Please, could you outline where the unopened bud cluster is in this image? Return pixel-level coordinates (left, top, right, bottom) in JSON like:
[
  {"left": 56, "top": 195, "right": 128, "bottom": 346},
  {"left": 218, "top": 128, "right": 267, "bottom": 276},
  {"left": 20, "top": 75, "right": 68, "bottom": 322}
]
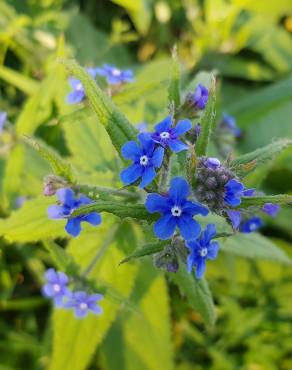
[{"left": 195, "top": 157, "right": 235, "bottom": 213}]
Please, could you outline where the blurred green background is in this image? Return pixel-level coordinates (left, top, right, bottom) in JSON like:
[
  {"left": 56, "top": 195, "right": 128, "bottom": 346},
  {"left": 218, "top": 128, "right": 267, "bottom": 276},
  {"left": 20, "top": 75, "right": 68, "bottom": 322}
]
[{"left": 0, "top": 1, "right": 292, "bottom": 370}]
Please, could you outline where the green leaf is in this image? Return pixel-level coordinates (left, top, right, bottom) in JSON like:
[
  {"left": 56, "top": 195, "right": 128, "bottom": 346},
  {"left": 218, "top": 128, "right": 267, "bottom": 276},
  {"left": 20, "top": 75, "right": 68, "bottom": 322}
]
[
  {"left": 231, "top": 139, "right": 292, "bottom": 176},
  {"left": 49, "top": 227, "right": 139, "bottom": 370},
  {"left": 119, "top": 241, "right": 167, "bottom": 264},
  {"left": 221, "top": 233, "right": 292, "bottom": 264},
  {"left": 59, "top": 59, "right": 137, "bottom": 156},
  {"left": 102, "top": 263, "right": 174, "bottom": 370},
  {"left": 0, "top": 197, "right": 65, "bottom": 242},
  {"left": 168, "top": 261, "right": 216, "bottom": 326},
  {"left": 195, "top": 75, "right": 216, "bottom": 156},
  {"left": 71, "top": 201, "right": 152, "bottom": 221},
  {"left": 240, "top": 194, "right": 292, "bottom": 208},
  {"left": 43, "top": 240, "right": 76, "bottom": 273},
  {"left": 0, "top": 65, "right": 39, "bottom": 95},
  {"left": 168, "top": 47, "right": 181, "bottom": 109},
  {"left": 77, "top": 184, "right": 140, "bottom": 201},
  {"left": 23, "top": 136, "right": 75, "bottom": 184}
]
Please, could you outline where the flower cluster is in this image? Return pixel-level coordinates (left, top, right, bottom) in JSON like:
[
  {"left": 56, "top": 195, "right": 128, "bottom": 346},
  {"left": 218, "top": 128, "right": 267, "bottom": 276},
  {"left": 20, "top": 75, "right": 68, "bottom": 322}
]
[
  {"left": 67, "top": 64, "right": 134, "bottom": 104},
  {"left": 48, "top": 188, "right": 101, "bottom": 237},
  {"left": 42, "top": 268, "right": 103, "bottom": 318}
]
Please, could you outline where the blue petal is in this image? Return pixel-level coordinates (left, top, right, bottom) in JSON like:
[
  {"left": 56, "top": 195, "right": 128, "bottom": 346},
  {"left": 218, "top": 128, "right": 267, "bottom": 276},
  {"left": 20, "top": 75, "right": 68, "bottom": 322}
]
[
  {"left": 207, "top": 241, "right": 219, "bottom": 260},
  {"left": 169, "top": 177, "right": 190, "bottom": 203},
  {"left": 173, "top": 119, "right": 192, "bottom": 136},
  {"left": 0, "top": 111, "right": 7, "bottom": 131},
  {"left": 65, "top": 218, "right": 82, "bottom": 237},
  {"left": 225, "top": 179, "right": 244, "bottom": 194},
  {"left": 195, "top": 259, "right": 206, "bottom": 279},
  {"left": 120, "top": 164, "right": 143, "bottom": 185},
  {"left": 262, "top": 203, "right": 280, "bottom": 217},
  {"left": 68, "top": 77, "right": 81, "bottom": 89},
  {"left": 154, "top": 116, "right": 172, "bottom": 133},
  {"left": 74, "top": 307, "right": 88, "bottom": 318},
  {"left": 183, "top": 201, "right": 209, "bottom": 216},
  {"left": 177, "top": 216, "right": 201, "bottom": 240},
  {"left": 66, "top": 90, "right": 84, "bottom": 104},
  {"left": 187, "top": 252, "right": 195, "bottom": 273},
  {"left": 226, "top": 210, "right": 241, "bottom": 229},
  {"left": 139, "top": 166, "right": 156, "bottom": 188},
  {"left": 42, "top": 284, "right": 54, "bottom": 298},
  {"left": 53, "top": 295, "right": 65, "bottom": 308},
  {"left": 78, "top": 195, "right": 92, "bottom": 206},
  {"left": 56, "top": 188, "right": 75, "bottom": 207},
  {"left": 44, "top": 268, "right": 58, "bottom": 282},
  {"left": 138, "top": 133, "right": 155, "bottom": 154},
  {"left": 152, "top": 147, "right": 164, "bottom": 168},
  {"left": 145, "top": 194, "right": 170, "bottom": 213},
  {"left": 154, "top": 213, "right": 177, "bottom": 240},
  {"left": 86, "top": 67, "right": 98, "bottom": 78},
  {"left": 47, "top": 205, "right": 65, "bottom": 219},
  {"left": 57, "top": 271, "right": 69, "bottom": 285},
  {"left": 242, "top": 188, "right": 255, "bottom": 196},
  {"left": 168, "top": 139, "right": 189, "bottom": 153},
  {"left": 202, "top": 224, "right": 217, "bottom": 244},
  {"left": 82, "top": 212, "right": 101, "bottom": 226},
  {"left": 224, "top": 194, "right": 241, "bottom": 207},
  {"left": 121, "top": 141, "right": 141, "bottom": 160}
]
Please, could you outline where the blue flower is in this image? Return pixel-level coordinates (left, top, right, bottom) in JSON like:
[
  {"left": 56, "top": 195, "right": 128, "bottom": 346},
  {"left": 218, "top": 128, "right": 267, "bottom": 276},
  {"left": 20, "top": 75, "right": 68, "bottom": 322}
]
[
  {"left": 65, "top": 291, "right": 103, "bottom": 319},
  {"left": 240, "top": 216, "right": 263, "bottom": 233},
  {"left": 145, "top": 177, "right": 209, "bottom": 240},
  {"left": 66, "top": 68, "right": 98, "bottom": 104},
  {"left": 0, "top": 111, "right": 7, "bottom": 133},
  {"left": 185, "top": 224, "right": 219, "bottom": 279},
  {"left": 262, "top": 203, "right": 280, "bottom": 217},
  {"left": 150, "top": 116, "right": 192, "bottom": 152},
  {"left": 224, "top": 179, "right": 245, "bottom": 207},
  {"left": 47, "top": 188, "right": 101, "bottom": 237},
  {"left": 96, "top": 64, "right": 134, "bottom": 85},
  {"left": 221, "top": 113, "right": 241, "bottom": 137},
  {"left": 42, "top": 268, "right": 70, "bottom": 307},
  {"left": 192, "top": 84, "right": 209, "bottom": 110},
  {"left": 120, "top": 133, "right": 164, "bottom": 188}
]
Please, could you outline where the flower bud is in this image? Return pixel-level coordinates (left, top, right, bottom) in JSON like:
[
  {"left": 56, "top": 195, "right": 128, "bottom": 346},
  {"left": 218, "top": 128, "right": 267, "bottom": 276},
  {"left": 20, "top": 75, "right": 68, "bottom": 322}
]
[{"left": 43, "top": 175, "right": 68, "bottom": 196}]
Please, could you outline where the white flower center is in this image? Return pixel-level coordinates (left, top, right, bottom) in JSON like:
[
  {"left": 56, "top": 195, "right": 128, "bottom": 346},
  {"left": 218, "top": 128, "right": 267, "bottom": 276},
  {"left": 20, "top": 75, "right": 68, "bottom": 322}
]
[
  {"left": 171, "top": 206, "right": 182, "bottom": 217},
  {"left": 76, "top": 83, "right": 83, "bottom": 91},
  {"left": 140, "top": 155, "right": 149, "bottom": 166},
  {"left": 160, "top": 131, "right": 170, "bottom": 139},
  {"left": 249, "top": 223, "right": 257, "bottom": 231},
  {"left": 79, "top": 302, "right": 88, "bottom": 310},
  {"left": 200, "top": 248, "right": 208, "bottom": 257},
  {"left": 112, "top": 68, "right": 121, "bottom": 76},
  {"left": 53, "top": 284, "right": 61, "bottom": 293}
]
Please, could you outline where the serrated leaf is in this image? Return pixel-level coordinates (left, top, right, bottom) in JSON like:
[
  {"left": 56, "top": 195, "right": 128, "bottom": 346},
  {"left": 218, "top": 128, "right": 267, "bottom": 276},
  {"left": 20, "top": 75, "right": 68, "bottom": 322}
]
[
  {"left": 71, "top": 201, "right": 152, "bottom": 221},
  {"left": 168, "top": 261, "right": 216, "bottom": 326},
  {"left": 195, "top": 76, "right": 216, "bottom": 156},
  {"left": 49, "top": 226, "right": 138, "bottom": 370},
  {"left": 240, "top": 194, "right": 292, "bottom": 208},
  {"left": 59, "top": 59, "right": 137, "bottom": 156},
  {"left": 0, "top": 197, "right": 65, "bottom": 242},
  {"left": 23, "top": 136, "right": 75, "bottom": 184},
  {"left": 231, "top": 139, "right": 292, "bottom": 176},
  {"left": 120, "top": 241, "right": 167, "bottom": 264},
  {"left": 221, "top": 233, "right": 292, "bottom": 264}
]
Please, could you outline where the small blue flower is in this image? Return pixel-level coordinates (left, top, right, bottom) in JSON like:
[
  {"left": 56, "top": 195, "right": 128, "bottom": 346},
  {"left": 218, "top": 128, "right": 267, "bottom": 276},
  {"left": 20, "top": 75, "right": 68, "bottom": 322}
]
[
  {"left": 192, "top": 84, "right": 209, "bottom": 110},
  {"left": 0, "top": 111, "right": 7, "bottom": 133},
  {"left": 262, "top": 203, "right": 280, "bottom": 217},
  {"left": 240, "top": 216, "right": 263, "bottom": 233},
  {"left": 150, "top": 116, "right": 192, "bottom": 152},
  {"left": 185, "top": 224, "right": 219, "bottom": 279},
  {"left": 65, "top": 291, "right": 103, "bottom": 319},
  {"left": 66, "top": 68, "right": 98, "bottom": 104},
  {"left": 221, "top": 113, "right": 241, "bottom": 137},
  {"left": 145, "top": 177, "right": 208, "bottom": 240},
  {"left": 120, "top": 133, "right": 164, "bottom": 188},
  {"left": 205, "top": 157, "right": 221, "bottom": 170},
  {"left": 96, "top": 64, "right": 134, "bottom": 85},
  {"left": 42, "top": 268, "right": 70, "bottom": 307},
  {"left": 47, "top": 188, "right": 101, "bottom": 237}
]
